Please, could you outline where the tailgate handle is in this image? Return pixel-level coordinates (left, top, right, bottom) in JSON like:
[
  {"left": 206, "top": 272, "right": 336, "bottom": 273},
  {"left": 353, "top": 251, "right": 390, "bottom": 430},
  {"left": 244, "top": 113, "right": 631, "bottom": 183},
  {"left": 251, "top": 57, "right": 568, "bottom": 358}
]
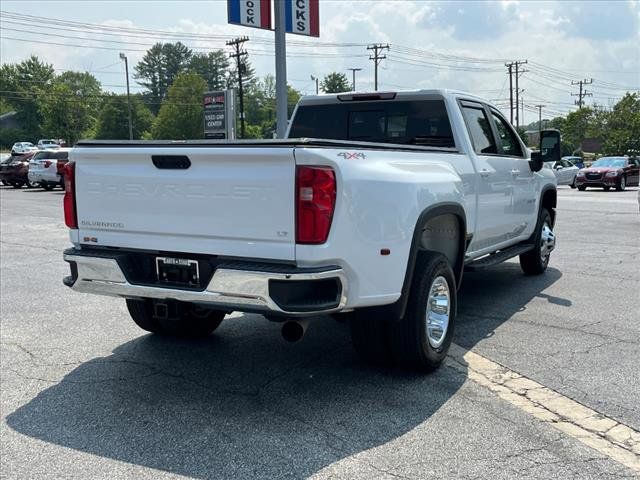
[{"left": 152, "top": 155, "right": 191, "bottom": 170}]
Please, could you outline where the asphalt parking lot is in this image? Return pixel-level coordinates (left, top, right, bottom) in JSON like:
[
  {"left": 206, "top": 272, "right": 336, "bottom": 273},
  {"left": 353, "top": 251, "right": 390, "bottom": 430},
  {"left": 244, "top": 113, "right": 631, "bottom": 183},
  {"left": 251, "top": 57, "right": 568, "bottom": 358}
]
[{"left": 1, "top": 184, "right": 639, "bottom": 479}]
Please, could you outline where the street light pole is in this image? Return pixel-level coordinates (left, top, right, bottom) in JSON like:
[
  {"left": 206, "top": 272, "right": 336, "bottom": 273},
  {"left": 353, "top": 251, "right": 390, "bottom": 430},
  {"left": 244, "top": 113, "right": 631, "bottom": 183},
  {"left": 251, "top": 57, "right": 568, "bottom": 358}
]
[
  {"left": 310, "top": 75, "right": 319, "bottom": 94},
  {"left": 347, "top": 68, "right": 362, "bottom": 91},
  {"left": 119, "top": 53, "right": 133, "bottom": 140}
]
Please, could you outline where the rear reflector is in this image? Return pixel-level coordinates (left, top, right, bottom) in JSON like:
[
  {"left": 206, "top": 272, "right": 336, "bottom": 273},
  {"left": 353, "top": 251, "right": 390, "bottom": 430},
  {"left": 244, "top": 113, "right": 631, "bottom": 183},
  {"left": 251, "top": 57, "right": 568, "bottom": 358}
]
[
  {"left": 63, "top": 162, "right": 77, "bottom": 229},
  {"left": 296, "top": 166, "right": 336, "bottom": 244}
]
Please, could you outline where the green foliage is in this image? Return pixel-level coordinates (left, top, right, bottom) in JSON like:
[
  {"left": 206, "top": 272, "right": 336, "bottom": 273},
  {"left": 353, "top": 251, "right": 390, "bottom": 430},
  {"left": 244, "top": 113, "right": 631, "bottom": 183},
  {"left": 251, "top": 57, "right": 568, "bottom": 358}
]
[
  {"left": 320, "top": 72, "right": 351, "bottom": 93},
  {"left": 1, "top": 55, "right": 55, "bottom": 138},
  {"left": 40, "top": 72, "right": 102, "bottom": 145},
  {"left": 135, "top": 42, "right": 193, "bottom": 113},
  {"left": 0, "top": 97, "right": 13, "bottom": 115},
  {"left": 600, "top": 93, "right": 640, "bottom": 156},
  {"left": 95, "top": 94, "right": 154, "bottom": 140},
  {"left": 0, "top": 128, "right": 27, "bottom": 150},
  {"left": 151, "top": 71, "right": 207, "bottom": 140},
  {"left": 188, "top": 51, "right": 230, "bottom": 91},
  {"left": 242, "top": 75, "right": 301, "bottom": 138}
]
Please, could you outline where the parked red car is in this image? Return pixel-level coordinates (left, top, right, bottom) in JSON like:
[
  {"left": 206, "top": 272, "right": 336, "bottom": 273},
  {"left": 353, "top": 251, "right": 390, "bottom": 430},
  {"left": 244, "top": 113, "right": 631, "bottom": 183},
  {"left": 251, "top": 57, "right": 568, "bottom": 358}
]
[
  {"left": 576, "top": 156, "right": 640, "bottom": 191},
  {"left": 0, "top": 152, "right": 37, "bottom": 188}
]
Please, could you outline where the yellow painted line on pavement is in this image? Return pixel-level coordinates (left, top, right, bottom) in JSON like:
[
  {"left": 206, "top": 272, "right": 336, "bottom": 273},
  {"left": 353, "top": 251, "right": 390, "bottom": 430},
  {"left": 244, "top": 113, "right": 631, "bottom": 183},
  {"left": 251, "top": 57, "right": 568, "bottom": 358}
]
[{"left": 446, "top": 343, "right": 640, "bottom": 472}]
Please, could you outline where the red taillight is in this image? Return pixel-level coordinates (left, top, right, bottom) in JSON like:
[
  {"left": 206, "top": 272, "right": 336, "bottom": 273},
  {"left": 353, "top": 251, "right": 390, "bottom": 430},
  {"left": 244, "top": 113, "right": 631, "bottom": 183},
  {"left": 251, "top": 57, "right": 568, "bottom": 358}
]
[
  {"left": 63, "top": 162, "right": 77, "bottom": 229},
  {"left": 44, "top": 160, "right": 52, "bottom": 168},
  {"left": 296, "top": 166, "right": 336, "bottom": 244},
  {"left": 56, "top": 161, "right": 66, "bottom": 175}
]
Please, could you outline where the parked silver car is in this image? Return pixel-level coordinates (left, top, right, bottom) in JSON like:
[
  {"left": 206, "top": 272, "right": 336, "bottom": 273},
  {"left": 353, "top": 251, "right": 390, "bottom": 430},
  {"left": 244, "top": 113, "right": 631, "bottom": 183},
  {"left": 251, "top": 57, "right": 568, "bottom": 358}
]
[{"left": 544, "top": 159, "right": 579, "bottom": 187}]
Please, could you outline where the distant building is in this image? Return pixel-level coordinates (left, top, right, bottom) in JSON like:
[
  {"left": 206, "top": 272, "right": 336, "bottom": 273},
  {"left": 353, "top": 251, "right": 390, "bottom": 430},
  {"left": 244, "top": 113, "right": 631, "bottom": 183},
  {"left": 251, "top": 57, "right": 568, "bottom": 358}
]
[{"left": 580, "top": 138, "right": 602, "bottom": 154}]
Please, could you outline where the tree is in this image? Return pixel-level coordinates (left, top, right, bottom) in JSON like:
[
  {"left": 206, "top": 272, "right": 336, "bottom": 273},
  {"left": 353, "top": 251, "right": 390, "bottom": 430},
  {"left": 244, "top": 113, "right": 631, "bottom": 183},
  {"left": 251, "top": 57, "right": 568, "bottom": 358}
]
[
  {"left": 600, "top": 93, "right": 640, "bottom": 155},
  {"left": 189, "top": 51, "right": 230, "bottom": 91},
  {"left": 40, "top": 72, "right": 102, "bottom": 145},
  {"left": 243, "top": 75, "right": 301, "bottom": 138},
  {"left": 95, "top": 94, "right": 154, "bottom": 140},
  {"left": 320, "top": 72, "right": 350, "bottom": 93},
  {"left": 0, "top": 56, "right": 55, "bottom": 138},
  {"left": 135, "top": 42, "right": 193, "bottom": 113},
  {"left": 151, "top": 71, "right": 207, "bottom": 139}
]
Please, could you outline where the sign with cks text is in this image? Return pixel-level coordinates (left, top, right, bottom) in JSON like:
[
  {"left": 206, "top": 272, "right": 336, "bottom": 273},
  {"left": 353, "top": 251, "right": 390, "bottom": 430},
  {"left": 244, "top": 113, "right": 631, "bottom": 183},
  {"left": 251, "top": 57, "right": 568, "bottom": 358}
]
[{"left": 285, "top": 0, "right": 319, "bottom": 37}]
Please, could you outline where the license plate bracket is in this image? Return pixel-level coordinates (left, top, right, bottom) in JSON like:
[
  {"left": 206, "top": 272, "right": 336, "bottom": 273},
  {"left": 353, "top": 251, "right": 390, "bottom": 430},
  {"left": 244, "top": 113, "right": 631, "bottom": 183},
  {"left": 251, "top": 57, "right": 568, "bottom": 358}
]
[{"left": 156, "top": 257, "right": 200, "bottom": 287}]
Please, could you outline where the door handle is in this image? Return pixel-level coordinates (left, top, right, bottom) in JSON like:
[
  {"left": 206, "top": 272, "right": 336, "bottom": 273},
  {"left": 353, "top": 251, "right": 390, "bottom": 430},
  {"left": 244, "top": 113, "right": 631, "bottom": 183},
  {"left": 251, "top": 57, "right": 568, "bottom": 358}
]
[
  {"left": 480, "top": 169, "right": 491, "bottom": 178},
  {"left": 510, "top": 169, "right": 520, "bottom": 176}
]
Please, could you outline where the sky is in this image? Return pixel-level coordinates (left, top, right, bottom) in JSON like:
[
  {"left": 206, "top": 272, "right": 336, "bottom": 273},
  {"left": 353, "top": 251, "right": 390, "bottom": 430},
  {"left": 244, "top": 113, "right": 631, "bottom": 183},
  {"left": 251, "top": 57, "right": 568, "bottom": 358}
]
[{"left": 1, "top": 0, "right": 639, "bottom": 125}]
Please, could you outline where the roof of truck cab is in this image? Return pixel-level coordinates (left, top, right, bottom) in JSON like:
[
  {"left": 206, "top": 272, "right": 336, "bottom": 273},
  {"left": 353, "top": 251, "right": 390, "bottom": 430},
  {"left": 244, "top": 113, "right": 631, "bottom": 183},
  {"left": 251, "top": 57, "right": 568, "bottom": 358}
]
[{"left": 296, "top": 89, "right": 489, "bottom": 106}]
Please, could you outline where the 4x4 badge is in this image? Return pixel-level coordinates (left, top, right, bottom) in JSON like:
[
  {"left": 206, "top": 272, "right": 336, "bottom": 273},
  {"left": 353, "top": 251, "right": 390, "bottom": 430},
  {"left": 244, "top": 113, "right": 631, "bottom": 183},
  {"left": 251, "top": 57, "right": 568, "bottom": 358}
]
[{"left": 338, "top": 152, "right": 366, "bottom": 160}]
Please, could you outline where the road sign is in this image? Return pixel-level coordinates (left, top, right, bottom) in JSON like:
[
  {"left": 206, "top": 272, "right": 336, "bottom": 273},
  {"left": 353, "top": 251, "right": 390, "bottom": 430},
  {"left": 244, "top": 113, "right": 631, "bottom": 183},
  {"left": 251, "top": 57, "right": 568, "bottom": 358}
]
[
  {"left": 203, "top": 90, "right": 236, "bottom": 139},
  {"left": 285, "top": 0, "right": 319, "bottom": 37},
  {"left": 227, "top": 0, "right": 271, "bottom": 30}
]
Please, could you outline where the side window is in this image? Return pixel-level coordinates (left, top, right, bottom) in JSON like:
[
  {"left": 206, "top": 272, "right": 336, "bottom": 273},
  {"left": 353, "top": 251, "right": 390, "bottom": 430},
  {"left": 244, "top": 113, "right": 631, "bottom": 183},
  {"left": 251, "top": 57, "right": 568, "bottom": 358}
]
[
  {"left": 490, "top": 111, "right": 523, "bottom": 157},
  {"left": 461, "top": 105, "right": 497, "bottom": 154}
]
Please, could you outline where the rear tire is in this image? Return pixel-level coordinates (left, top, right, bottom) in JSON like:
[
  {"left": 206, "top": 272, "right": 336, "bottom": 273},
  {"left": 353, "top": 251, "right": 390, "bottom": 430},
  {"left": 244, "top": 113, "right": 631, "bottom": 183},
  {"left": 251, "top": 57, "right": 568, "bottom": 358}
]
[
  {"left": 570, "top": 177, "right": 577, "bottom": 188},
  {"left": 389, "top": 252, "right": 456, "bottom": 372},
  {"left": 603, "top": 186, "right": 611, "bottom": 191},
  {"left": 578, "top": 185, "right": 586, "bottom": 191},
  {"left": 520, "top": 208, "right": 554, "bottom": 275},
  {"left": 10, "top": 182, "right": 23, "bottom": 189},
  {"left": 1, "top": 180, "right": 8, "bottom": 186},
  {"left": 126, "top": 299, "right": 226, "bottom": 338},
  {"left": 42, "top": 183, "right": 55, "bottom": 191}
]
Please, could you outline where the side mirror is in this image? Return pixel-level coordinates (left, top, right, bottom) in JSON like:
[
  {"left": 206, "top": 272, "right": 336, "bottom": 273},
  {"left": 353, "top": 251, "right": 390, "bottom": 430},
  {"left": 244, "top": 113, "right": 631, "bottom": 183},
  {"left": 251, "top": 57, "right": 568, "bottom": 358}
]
[{"left": 540, "top": 130, "right": 561, "bottom": 163}]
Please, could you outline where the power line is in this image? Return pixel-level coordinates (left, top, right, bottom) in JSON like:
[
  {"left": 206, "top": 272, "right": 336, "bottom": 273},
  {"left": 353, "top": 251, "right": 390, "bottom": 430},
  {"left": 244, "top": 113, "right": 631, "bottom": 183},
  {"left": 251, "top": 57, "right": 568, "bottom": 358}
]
[{"left": 367, "top": 43, "right": 389, "bottom": 91}]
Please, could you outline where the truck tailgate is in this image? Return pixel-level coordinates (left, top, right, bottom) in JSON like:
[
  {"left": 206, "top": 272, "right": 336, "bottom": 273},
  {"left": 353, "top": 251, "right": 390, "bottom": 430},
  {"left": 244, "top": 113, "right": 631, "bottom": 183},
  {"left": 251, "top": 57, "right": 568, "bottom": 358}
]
[{"left": 73, "top": 146, "right": 296, "bottom": 260}]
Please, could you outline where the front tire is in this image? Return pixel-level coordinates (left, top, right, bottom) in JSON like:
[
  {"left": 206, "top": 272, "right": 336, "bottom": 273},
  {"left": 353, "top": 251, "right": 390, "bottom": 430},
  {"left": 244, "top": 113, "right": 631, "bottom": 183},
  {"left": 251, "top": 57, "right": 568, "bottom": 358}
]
[
  {"left": 578, "top": 185, "right": 586, "bottom": 191},
  {"left": 126, "top": 299, "right": 226, "bottom": 338},
  {"left": 390, "top": 252, "right": 456, "bottom": 372},
  {"left": 520, "top": 208, "right": 555, "bottom": 275},
  {"left": 616, "top": 176, "right": 626, "bottom": 192},
  {"left": 42, "top": 183, "right": 55, "bottom": 191},
  {"left": 603, "top": 186, "right": 611, "bottom": 191},
  {"left": 10, "top": 182, "right": 23, "bottom": 189},
  {"left": 570, "top": 177, "right": 577, "bottom": 188}
]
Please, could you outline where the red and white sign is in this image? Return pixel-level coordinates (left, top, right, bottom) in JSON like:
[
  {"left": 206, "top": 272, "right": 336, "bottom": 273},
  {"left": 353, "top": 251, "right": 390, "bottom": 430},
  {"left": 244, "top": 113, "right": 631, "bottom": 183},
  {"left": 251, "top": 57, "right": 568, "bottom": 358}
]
[
  {"left": 227, "top": 0, "right": 271, "bottom": 30},
  {"left": 285, "top": 0, "right": 319, "bottom": 37}
]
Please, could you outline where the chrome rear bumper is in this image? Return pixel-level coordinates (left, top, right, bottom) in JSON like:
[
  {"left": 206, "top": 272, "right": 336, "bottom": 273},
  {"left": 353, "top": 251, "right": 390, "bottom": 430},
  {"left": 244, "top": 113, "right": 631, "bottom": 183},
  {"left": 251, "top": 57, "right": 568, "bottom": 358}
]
[{"left": 63, "top": 251, "right": 347, "bottom": 316}]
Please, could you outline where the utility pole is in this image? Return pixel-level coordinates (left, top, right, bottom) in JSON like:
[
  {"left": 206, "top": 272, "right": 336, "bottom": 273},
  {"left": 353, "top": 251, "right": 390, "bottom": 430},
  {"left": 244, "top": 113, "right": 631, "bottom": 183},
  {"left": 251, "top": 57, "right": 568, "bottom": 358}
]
[
  {"left": 535, "top": 104, "right": 545, "bottom": 136},
  {"left": 226, "top": 36, "right": 249, "bottom": 139},
  {"left": 310, "top": 75, "right": 319, "bottom": 94},
  {"left": 572, "top": 78, "right": 593, "bottom": 108},
  {"left": 119, "top": 53, "right": 133, "bottom": 140},
  {"left": 274, "top": 0, "right": 288, "bottom": 138},
  {"left": 514, "top": 60, "right": 527, "bottom": 127},
  {"left": 506, "top": 62, "right": 514, "bottom": 124},
  {"left": 367, "top": 44, "right": 389, "bottom": 91},
  {"left": 347, "top": 67, "right": 362, "bottom": 91}
]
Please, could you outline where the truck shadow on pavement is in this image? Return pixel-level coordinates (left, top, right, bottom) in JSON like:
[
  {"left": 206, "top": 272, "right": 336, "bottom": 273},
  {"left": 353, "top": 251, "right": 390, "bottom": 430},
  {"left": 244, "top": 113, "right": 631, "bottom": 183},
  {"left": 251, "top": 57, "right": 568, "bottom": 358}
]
[{"left": 7, "top": 264, "right": 565, "bottom": 479}]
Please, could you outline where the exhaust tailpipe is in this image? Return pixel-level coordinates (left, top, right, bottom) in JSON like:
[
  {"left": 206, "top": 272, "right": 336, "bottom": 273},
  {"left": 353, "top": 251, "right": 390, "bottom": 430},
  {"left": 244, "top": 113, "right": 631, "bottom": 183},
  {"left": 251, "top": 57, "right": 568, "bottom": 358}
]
[{"left": 281, "top": 319, "right": 309, "bottom": 343}]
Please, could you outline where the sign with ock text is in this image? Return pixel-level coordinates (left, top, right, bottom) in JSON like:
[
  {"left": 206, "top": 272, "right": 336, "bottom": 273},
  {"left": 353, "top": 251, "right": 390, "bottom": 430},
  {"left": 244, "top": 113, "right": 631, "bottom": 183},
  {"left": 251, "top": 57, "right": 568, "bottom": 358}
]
[{"left": 228, "top": 0, "right": 272, "bottom": 30}]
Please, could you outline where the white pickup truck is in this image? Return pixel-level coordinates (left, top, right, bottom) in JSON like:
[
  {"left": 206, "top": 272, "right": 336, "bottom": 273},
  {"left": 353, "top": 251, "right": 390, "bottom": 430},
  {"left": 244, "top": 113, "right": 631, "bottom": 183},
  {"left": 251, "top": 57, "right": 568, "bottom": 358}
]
[{"left": 62, "top": 90, "right": 560, "bottom": 372}]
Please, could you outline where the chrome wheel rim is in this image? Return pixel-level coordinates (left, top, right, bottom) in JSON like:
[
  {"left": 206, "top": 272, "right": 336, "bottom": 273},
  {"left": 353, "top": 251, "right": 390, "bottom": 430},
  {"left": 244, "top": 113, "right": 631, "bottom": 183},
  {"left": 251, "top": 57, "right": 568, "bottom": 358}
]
[
  {"left": 540, "top": 221, "right": 555, "bottom": 264},
  {"left": 425, "top": 276, "right": 450, "bottom": 349},
  {"left": 620, "top": 177, "right": 626, "bottom": 189}
]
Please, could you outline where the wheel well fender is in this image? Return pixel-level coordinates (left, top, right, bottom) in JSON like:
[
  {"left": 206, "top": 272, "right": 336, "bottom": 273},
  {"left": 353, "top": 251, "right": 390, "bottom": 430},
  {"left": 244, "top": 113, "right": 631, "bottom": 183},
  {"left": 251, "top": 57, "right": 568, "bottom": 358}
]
[
  {"left": 540, "top": 186, "right": 557, "bottom": 226},
  {"left": 394, "top": 203, "right": 467, "bottom": 320}
]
